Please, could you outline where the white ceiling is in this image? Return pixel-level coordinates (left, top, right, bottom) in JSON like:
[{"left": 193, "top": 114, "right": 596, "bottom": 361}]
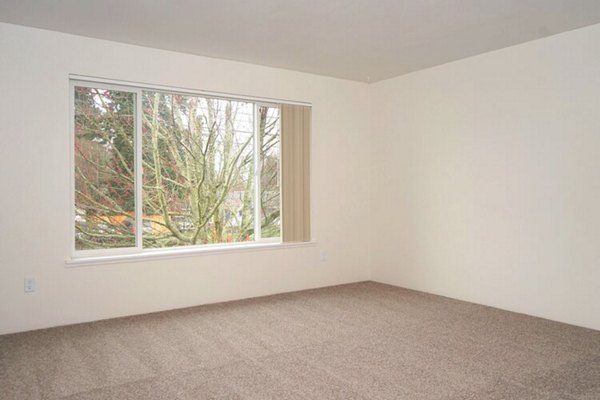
[{"left": 2, "top": 0, "right": 600, "bottom": 82}]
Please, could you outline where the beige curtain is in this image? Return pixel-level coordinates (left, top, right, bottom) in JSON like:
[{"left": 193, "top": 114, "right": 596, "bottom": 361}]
[{"left": 281, "top": 104, "right": 311, "bottom": 242}]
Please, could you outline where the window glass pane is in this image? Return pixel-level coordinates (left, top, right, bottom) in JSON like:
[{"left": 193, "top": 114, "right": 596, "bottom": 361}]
[
  {"left": 142, "top": 92, "right": 255, "bottom": 248},
  {"left": 258, "top": 106, "right": 281, "bottom": 238},
  {"left": 74, "top": 87, "right": 136, "bottom": 250}
]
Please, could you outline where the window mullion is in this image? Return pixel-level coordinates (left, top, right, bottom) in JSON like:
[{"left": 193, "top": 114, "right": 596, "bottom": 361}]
[
  {"left": 253, "top": 104, "right": 262, "bottom": 241},
  {"left": 135, "top": 89, "right": 143, "bottom": 249}
]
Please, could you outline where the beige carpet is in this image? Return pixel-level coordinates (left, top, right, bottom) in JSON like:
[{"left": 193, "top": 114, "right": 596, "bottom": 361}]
[{"left": 1, "top": 281, "right": 599, "bottom": 399}]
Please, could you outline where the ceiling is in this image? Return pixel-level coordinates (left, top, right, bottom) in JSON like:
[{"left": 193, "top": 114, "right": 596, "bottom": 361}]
[{"left": 2, "top": 0, "right": 600, "bottom": 82}]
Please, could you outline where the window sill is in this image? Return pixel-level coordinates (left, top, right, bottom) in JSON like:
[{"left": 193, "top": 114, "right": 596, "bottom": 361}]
[{"left": 66, "top": 241, "right": 316, "bottom": 267}]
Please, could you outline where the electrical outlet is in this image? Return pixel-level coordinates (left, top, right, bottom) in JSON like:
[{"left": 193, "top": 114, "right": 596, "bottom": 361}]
[{"left": 24, "top": 277, "right": 36, "bottom": 293}]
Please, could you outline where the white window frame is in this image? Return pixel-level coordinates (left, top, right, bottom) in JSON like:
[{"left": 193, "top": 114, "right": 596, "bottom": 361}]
[{"left": 69, "top": 77, "right": 289, "bottom": 262}]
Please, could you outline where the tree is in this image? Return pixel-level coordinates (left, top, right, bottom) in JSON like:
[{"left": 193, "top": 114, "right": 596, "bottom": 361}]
[
  {"left": 74, "top": 87, "right": 281, "bottom": 250},
  {"left": 74, "top": 87, "right": 135, "bottom": 249}
]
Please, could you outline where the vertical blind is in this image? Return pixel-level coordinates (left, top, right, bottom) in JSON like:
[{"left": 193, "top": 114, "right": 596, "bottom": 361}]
[{"left": 281, "top": 104, "right": 311, "bottom": 242}]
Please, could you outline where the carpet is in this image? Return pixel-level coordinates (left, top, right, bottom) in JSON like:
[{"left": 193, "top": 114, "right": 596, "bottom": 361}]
[{"left": 1, "top": 281, "right": 598, "bottom": 399}]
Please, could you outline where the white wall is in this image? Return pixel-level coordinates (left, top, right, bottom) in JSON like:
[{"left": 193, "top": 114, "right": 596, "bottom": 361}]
[
  {"left": 0, "top": 23, "right": 372, "bottom": 334},
  {"left": 3, "top": 21, "right": 600, "bottom": 335},
  {"left": 370, "top": 23, "right": 600, "bottom": 330}
]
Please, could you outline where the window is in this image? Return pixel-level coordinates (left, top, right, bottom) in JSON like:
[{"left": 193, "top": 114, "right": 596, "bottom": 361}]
[{"left": 73, "top": 80, "right": 283, "bottom": 257}]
